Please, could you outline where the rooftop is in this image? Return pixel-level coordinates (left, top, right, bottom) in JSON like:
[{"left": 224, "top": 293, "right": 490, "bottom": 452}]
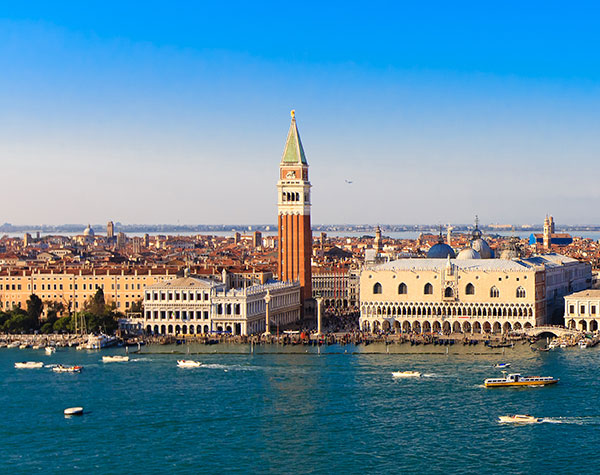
[
  {"left": 373, "top": 258, "right": 534, "bottom": 272},
  {"left": 565, "top": 289, "right": 600, "bottom": 299}
]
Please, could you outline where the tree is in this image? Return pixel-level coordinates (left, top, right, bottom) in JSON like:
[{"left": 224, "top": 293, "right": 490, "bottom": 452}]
[
  {"left": 3, "top": 309, "right": 37, "bottom": 333},
  {"left": 130, "top": 298, "right": 143, "bottom": 314},
  {"left": 85, "top": 288, "right": 107, "bottom": 316},
  {"left": 26, "top": 294, "right": 43, "bottom": 325},
  {"left": 53, "top": 315, "right": 73, "bottom": 333}
]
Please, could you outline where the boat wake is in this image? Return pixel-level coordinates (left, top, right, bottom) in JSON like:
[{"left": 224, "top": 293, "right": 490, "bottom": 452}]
[
  {"left": 201, "top": 363, "right": 257, "bottom": 371},
  {"left": 540, "top": 417, "right": 600, "bottom": 425}
]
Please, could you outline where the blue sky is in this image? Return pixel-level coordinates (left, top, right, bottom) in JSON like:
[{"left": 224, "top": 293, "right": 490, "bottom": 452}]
[{"left": 1, "top": 1, "right": 600, "bottom": 225}]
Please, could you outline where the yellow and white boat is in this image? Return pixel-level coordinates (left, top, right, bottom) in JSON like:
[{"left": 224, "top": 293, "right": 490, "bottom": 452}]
[
  {"left": 484, "top": 373, "right": 558, "bottom": 388},
  {"left": 392, "top": 371, "right": 421, "bottom": 378},
  {"left": 498, "top": 414, "right": 542, "bottom": 424}
]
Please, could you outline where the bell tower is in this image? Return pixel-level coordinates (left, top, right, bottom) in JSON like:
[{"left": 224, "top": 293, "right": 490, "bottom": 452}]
[{"left": 277, "top": 110, "right": 312, "bottom": 302}]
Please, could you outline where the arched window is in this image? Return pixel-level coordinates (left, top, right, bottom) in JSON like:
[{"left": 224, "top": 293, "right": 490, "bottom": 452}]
[
  {"left": 516, "top": 286, "right": 526, "bottom": 298},
  {"left": 490, "top": 286, "right": 500, "bottom": 298},
  {"left": 465, "top": 283, "right": 475, "bottom": 295},
  {"left": 398, "top": 283, "right": 407, "bottom": 295},
  {"left": 444, "top": 287, "right": 454, "bottom": 298},
  {"left": 424, "top": 283, "right": 433, "bottom": 295},
  {"left": 373, "top": 282, "right": 382, "bottom": 294}
]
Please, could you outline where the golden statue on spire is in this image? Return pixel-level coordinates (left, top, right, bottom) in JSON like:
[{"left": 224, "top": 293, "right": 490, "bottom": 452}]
[{"left": 291, "top": 109, "right": 295, "bottom": 119}]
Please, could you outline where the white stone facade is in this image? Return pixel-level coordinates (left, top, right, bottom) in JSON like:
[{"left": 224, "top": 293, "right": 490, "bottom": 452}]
[{"left": 138, "top": 276, "right": 301, "bottom": 336}]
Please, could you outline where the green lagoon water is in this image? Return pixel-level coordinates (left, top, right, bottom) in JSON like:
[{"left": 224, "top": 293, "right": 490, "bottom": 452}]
[{"left": 1, "top": 343, "right": 599, "bottom": 474}]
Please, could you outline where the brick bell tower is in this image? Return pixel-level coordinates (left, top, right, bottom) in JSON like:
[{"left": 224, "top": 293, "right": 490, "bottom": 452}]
[{"left": 277, "top": 110, "right": 313, "bottom": 303}]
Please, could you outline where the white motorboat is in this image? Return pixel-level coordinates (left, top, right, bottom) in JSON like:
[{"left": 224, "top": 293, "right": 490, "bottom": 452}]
[
  {"left": 102, "top": 355, "right": 129, "bottom": 363},
  {"left": 64, "top": 407, "right": 84, "bottom": 416},
  {"left": 19, "top": 344, "right": 29, "bottom": 349},
  {"left": 32, "top": 345, "right": 41, "bottom": 350},
  {"left": 494, "top": 363, "right": 511, "bottom": 369},
  {"left": 578, "top": 340, "right": 588, "bottom": 349},
  {"left": 177, "top": 360, "right": 202, "bottom": 368},
  {"left": 498, "top": 414, "right": 542, "bottom": 424},
  {"left": 53, "top": 365, "right": 83, "bottom": 373},
  {"left": 45, "top": 347, "right": 56, "bottom": 355},
  {"left": 392, "top": 371, "right": 421, "bottom": 378},
  {"left": 14, "top": 361, "right": 44, "bottom": 369}
]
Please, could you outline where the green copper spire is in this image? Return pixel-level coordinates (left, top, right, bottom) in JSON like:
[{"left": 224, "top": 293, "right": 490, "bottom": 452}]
[{"left": 281, "top": 110, "right": 308, "bottom": 165}]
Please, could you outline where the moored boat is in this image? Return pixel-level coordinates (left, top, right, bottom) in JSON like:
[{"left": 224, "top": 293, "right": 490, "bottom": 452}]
[
  {"left": 45, "top": 346, "right": 56, "bottom": 355},
  {"left": 177, "top": 360, "right": 202, "bottom": 368},
  {"left": 52, "top": 365, "right": 83, "bottom": 373},
  {"left": 498, "top": 414, "right": 542, "bottom": 424},
  {"left": 484, "top": 373, "right": 558, "bottom": 388},
  {"left": 392, "top": 371, "right": 421, "bottom": 378},
  {"left": 102, "top": 355, "right": 129, "bottom": 363},
  {"left": 15, "top": 361, "right": 44, "bottom": 369}
]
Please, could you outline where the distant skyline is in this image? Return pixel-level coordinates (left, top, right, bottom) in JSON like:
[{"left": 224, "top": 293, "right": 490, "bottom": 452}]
[{"left": 2, "top": 2, "right": 600, "bottom": 225}]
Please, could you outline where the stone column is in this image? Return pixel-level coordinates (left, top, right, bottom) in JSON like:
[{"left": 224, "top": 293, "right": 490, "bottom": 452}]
[
  {"left": 316, "top": 296, "right": 323, "bottom": 336},
  {"left": 264, "top": 291, "right": 271, "bottom": 335}
]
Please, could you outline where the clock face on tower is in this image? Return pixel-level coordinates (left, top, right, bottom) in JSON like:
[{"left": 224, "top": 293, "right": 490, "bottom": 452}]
[{"left": 286, "top": 171, "right": 296, "bottom": 179}]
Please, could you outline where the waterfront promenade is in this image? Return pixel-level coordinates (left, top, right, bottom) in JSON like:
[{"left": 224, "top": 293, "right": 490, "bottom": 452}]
[{"left": 3, "top": 327, "right": 597, "bottom": 350}]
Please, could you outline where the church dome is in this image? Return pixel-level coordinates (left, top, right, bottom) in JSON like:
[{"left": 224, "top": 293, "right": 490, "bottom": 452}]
[
  {"left": 456, "top": 247, "right": 481, "bottom": 260},
  {"left": 427, "top": 242, "right": 455, "bottom": 259},
  {"left": 83, "top": 224, "right": 95, "bottom": 237},
  {"left": 471, "top": 238, "right": 493, "bottom": 259}
]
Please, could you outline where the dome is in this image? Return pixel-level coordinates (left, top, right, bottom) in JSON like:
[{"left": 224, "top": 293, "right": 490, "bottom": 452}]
[
  {"left": 456, "top": 247, "right": 481, "bottom": 260},
  {"left": 427, "top": 242, "right": 455, "bottom": 259},
  {"left": 83, "top": 224, "right": 95, "bottom": 237},
  {"left": 471, "top": 238, "right": 493, "bottom": 259}
]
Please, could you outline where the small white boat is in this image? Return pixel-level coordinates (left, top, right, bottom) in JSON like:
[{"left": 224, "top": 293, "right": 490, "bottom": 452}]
[
  {"left": 53, "top": 365, "right": 83, "bottom": 373},
  {"left": 177, "top": 360, "right": 202, "bottom": 368},
  {"left": 15, "top": 361, "right": 44, "bottom": 369},
  {"left": 392, "top": 371, "right": 421, "bottom": 378},
  {"left": 7, "top": 342, "right": 20, "bottom": 348},
  {"left": 45, "top": 347, "right": 56, "bottom": 355},
  {"left": 19, "top": 344, "right": 29, "bottom": 349},
  {"left": 578, "top": 340, "right": 588, "bottom": 349},
  {"left": 495, "top": 363, "right": 511, "bottom": 369},
  {"left": 32, "top": 345, "right": 41, "bottom": 350},
  {"left": 102, "top": 355, "right": 129, "bottom": 363},
  {"left": 498, "top": 414, "right": 542, "bottom": 424},
  {"left": 64, "top": 407, "right": 84, "bottom": 416}
]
